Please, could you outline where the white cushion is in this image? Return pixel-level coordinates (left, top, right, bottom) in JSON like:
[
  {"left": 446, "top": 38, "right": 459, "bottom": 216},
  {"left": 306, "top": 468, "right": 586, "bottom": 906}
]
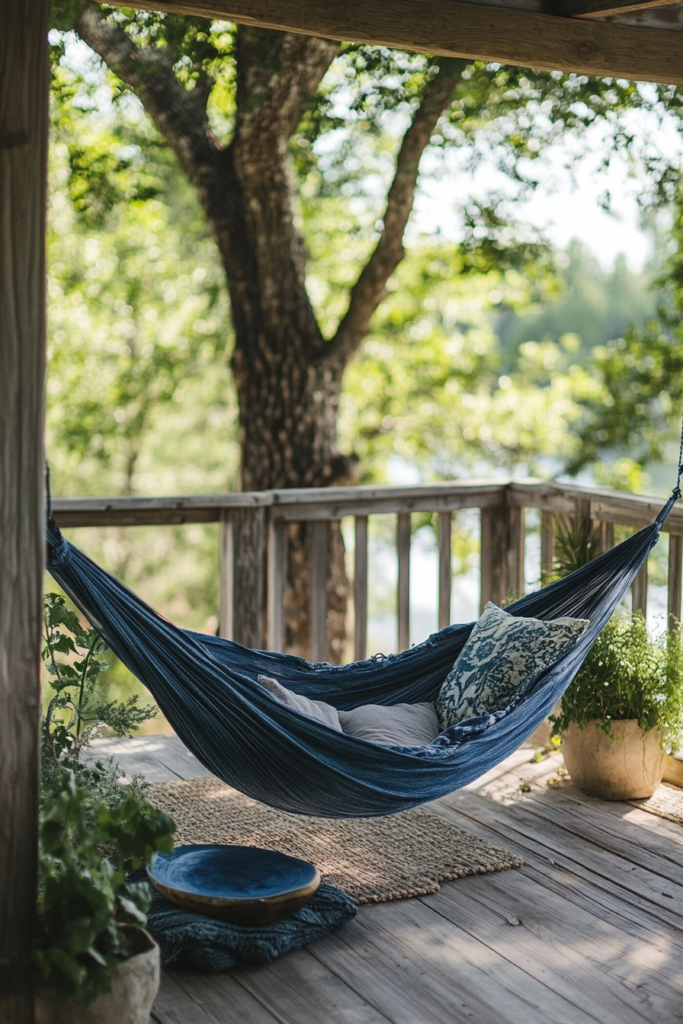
[
  {"left": 338, "top": 702, "right": 440, "bottom": 747},
  {"left": 257, "top": 675, "right": 342, "bottom": 731}
]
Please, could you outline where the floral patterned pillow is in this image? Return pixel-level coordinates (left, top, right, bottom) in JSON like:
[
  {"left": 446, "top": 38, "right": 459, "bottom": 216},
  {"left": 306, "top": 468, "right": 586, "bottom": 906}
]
[{"left": 436, "top": 602, "right": 589, "bottom": 731}]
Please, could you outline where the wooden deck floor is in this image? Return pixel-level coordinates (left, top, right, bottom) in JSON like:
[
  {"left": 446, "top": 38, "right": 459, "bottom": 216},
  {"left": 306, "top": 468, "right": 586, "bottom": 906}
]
[{"left": 93, "top": 735, "right": 683, "bottom": 1024}]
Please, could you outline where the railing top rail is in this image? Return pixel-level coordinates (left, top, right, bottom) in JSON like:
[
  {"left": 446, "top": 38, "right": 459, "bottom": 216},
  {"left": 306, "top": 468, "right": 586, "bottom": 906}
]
[{"left": 51, "top": 478, "right": 683, "bottom": 532}]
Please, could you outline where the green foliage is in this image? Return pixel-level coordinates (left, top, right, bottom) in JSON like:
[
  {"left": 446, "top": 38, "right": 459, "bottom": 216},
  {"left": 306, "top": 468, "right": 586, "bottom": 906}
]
[
  {"left": 550, "top": 613, "right": 683, "bottom": 751},
  {"left": 36, "top": 771, "right": 174, "bottom": 1006},
  {"left": 47, "top": 59, "right": 235, "bottom": 498},
  {"left": 38, "top": 594, "right": 174, "bottom": 1005},
  {"left": 552, "top": 516, "right": 603, "bottom": 580},
  {"left": 338, "top": 243, "right": 604, "bottom": 482},
  {"left": 42, "top": 593, "right": 157, "bottom": 760}
]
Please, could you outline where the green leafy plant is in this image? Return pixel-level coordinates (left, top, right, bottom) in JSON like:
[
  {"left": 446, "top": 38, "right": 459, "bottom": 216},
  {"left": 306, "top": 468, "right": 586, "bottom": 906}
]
[
  {"left": 42, "top": 593, "right": 157, "bottom": 764},
  {"left": 552, "top": 514, "right": 603, "bottom": 580},
  {"left": 36, "top": 771, "right": 174, "bottom": 1006},
  {"left": 37, "top": 595, "right": 175, "bottom": 1005},
  {"left": 550, "top": 612, "right": 683, "bottom": 753}
]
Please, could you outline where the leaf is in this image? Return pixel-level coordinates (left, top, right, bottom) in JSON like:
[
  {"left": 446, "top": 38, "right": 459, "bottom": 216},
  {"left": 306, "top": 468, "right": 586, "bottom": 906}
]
[{"left": 118, "top": 896, "right": 147, "bottom": 924}]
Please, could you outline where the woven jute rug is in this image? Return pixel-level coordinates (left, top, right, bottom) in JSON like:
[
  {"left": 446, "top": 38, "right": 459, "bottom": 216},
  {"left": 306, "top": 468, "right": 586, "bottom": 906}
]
[
  {"left": 149, "top": 776, "right": 521, "bottom": 904},
  {"left": 631, "top": 782, "right": 683, "bottom": 825}
]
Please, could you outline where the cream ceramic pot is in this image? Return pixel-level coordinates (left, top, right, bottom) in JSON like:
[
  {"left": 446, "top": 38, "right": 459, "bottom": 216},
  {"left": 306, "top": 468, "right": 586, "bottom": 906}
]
[
  {"left": 35, "top": 929, "right": 159, "bottom": 1024},
  {"left": 561, "top": 719, "right": 664, "bottom": 800}
]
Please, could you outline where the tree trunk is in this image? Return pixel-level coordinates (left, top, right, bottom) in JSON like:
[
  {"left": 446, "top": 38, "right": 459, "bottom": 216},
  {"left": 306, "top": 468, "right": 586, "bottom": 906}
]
[
  {"left": 68, "top": 14, "right": 464, "bottom": 658},
  {"left": 0, "top": 2, "right": 50, "bottom": 1021}
]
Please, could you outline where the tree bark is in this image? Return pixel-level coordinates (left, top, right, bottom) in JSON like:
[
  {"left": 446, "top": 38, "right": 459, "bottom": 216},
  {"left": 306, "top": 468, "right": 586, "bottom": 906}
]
[
  {"left": 0, "top": 2, "right": 49, "bottom": 1021},
  {"left": 72, "top": 12, "right": 463, "bottom": 657}
]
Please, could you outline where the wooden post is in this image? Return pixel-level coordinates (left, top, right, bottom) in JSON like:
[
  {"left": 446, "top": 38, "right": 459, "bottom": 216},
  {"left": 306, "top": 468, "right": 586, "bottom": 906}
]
[
  {"left": 218, "top": 510, "right": 234, "bottom": 640},
  {"left": 0, "top": 3, "right": 49, "bottom": 1021},
  {"left": 354, "top": 516, "right": 368, "bottom": 661},
  {"left": 310, "top": 520, "right": 329, "bottom": 661},
  {"left": 540, "top": 510, "right": 555, "bottom": 584},
  {"left": 480, "top": 492, "right": 524, "bottom": 610},
  {"left": 267, "top": 516, "right": 286, "bottom": 652},
  {"left": 599, "top": 520, "right": 615, "bottom": 554},
  {"left": 669, "top": 534, "right": 683, "bottom": 633},
  {"left": 397, "top": 513, "right": 411, "bottom": 650},
  {"left": 232, "top": 507, "right": 266, "bottom": 648},
  {"left": 480, "top": 503, "right": 508, "bottom": 611},
  {"left": 632, "top": 557, "right": 648, "bottom": 619},
  {"left": 507, "top": 504, "right": 525, "bottom": 600},
  {"left": 437, "top": 511, "right": 452, "bottom": 630}
]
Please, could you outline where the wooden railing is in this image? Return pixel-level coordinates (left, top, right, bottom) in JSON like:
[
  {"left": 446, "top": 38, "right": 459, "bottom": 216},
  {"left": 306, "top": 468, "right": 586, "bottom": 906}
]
[{"left": 53, "top": 478, "right": 683, "bottom": 657}]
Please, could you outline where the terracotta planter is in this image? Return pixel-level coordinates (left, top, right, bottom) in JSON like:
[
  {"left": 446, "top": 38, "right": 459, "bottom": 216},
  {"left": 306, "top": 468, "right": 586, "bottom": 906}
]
[
  {"left": 35, "top": 929, "right": 160, "bottom": 1024},
  {"left": 561, "top": 719, "right": 664, "bottom": 800}
]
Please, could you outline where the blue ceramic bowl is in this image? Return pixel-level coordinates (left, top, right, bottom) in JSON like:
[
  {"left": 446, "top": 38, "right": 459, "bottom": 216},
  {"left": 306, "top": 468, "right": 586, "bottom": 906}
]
[{"left": 148, "top": 844, "right": 321, "bottom": 926}]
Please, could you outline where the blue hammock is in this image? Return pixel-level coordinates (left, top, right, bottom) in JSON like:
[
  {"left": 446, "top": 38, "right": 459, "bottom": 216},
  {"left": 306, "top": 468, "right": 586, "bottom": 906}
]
[{"left": 46, "top": 487, "right": 679, "bottom": 820}]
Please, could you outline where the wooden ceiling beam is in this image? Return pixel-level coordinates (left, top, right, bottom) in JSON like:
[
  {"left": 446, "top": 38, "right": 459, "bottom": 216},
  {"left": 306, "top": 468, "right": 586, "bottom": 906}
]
[
  {"left": 564, "top": 0, "right": 681, "bottom": 20},
  {"left": 105, "top": 0, "right": 683, "bottom": 84}
]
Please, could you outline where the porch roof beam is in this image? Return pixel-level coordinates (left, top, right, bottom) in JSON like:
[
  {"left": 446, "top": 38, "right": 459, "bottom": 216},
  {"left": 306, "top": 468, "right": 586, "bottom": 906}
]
[
  {"left": 565, "top": 0, "right": 682, "bottom": 20},
  {"left": 106, "top": 0, "right": 683, "bottom": 85}
]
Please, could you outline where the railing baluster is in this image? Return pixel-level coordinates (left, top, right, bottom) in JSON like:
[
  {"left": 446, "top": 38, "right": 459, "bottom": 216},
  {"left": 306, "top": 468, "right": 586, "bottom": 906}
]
[
  {"left": 354, "top": 516, "right": 368, "bottom": 661},
  {"left": 669, "top": 533, "right": 683, "bottom": 632},
  {"left": 267, "top": 516, "right": 286, "bottom": 652},
  {"left": 438, "top": 511, "right": 452, "bottom": 630},
  {"left": 540, "top": 510, "right": 555, "bottom": 584},
  {"left": 632, "top": 556, "right": 648, "bottom": 619},
  {"left": 310, "top": 520, "right": 329, "bottom": 661},
  {"left": 397, "top": 513, "right": 411, "bottom": 651},
  {"left": 232, "top": 506, "right": 266, "bottom": 648},
  {"left": 508, "top": 505, "right": 525, "bottom": 599},
  {"left": 219, "top": 510, "right": 233, "bottom": 640},
  {"left": 480, "top": 505, "right": 507, "bottom": 611},
  {"left": 599, "top": 520, "right": 615, "bottom": 553}
]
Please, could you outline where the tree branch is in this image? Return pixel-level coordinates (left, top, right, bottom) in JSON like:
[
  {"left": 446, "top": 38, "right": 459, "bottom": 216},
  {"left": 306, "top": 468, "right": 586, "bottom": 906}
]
[
  {"left": 230, "top": 29, "right": 339, "bottom": 357},
  {"left": 331, "top": 58, "right": 467, "bottom": 364},
  {"left": 74, "top": 7, "right": 218, "bottom": 196}
]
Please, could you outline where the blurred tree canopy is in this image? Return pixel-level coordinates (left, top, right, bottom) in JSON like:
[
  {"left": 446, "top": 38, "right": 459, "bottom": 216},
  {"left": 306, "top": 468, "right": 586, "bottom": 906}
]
[{"left": 46, "top": 5, "right": 683, "bottom": 659}]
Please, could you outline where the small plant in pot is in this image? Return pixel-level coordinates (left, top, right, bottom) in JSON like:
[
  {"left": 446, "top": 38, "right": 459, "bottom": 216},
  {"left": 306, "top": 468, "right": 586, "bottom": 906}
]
[
  {"left": 550, "top": 612, "right": 683, "bottom": 800},
  {"left": 36, "top": 594, "right": 175, "bottom": 1023}
]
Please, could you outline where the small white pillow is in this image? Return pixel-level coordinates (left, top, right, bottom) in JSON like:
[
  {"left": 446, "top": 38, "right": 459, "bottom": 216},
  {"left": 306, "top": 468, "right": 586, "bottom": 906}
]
[
  {"left": 257, "top": 674, "right": 342, "bottom": 732},
  {"left": 338, "top": 702, "right": 440, "bottom": 747}
]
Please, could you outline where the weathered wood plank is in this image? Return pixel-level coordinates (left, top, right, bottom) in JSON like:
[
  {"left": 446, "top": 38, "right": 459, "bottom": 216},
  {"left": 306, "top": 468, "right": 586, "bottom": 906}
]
[
  {"left": 312, "top": 898, "right": 588, "bottom": 1024},
  {"left": 427, "top": 880, "right": 680, "bottom": 1023},
  {"left": 51, "top": 479, "right": 683, "bottom": 532},
  {"left": 480, "top": 503, "right": 508, "bottom": 610},
  {"left": 105, "top": 0, "right": 683, "bottom": 86},
  {"left": 444, "top": 790, "right": 683, "bottom": 928},
  {"left": 540, "top": 510, "right": 555, "bottom": 584},
  {"left": 232, "top": 947, "right": 394, "bottom": 1024},
  {"left": 218, "top": 511, "right": 233, "bottom": 640},
  {"left": 508, "top": 503, "right": 525, "bottom": 599},
  {"left": 267, "top": 516, "right": 286, "bottom": 652},
  {"left": 0, "top": 2, "right": 49, "bottom": 1021},
  {"left": 632, "top": 557, "right": 648, "bottom": 618},
  {"left": 438, "top": 792, "right": 683, "bottom": 935},
  {"left": 159, "top": 971, "right": 283, "bottom": 1024},
  {"left": 567, "top": 0, "right": 680, "bottom": 19},
  {"left": 310, "top": 519, "right": 329, "bottom": 662},
  {"left": 232, "top": 506, "right": 266, "bottom": 648},
  {"left": 437, "top": 511, "right": 452, "bottom": 630},
  {"left": 354, "top": 515, "right": 368, "bottom": 661},
  {"left": 88, "top": 735, "right": 211, "bottom": 782},
  {"left": 668, "top": 533, "right": 683, "bottom": 630},
  {"left": 152, "top": 972, "right": 237, "bottom": 1024},
  {"left": 396, "top": 513, "right": 411, "bottom": 651}
]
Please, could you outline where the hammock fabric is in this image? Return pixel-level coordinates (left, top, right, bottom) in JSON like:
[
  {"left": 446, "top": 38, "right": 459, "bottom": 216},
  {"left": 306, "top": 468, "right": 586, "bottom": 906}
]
[{"left": 46, "top": 489, "right": 679, "bottom": 820}]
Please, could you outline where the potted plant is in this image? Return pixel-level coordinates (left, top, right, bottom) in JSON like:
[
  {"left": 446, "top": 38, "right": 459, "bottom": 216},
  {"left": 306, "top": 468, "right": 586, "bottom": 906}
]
[
  {"left": 35, "top": 594, "right": 175, "bottom": 1023},
  {"left": 551, "top": 612, "right": 683, "bottom": 799}
]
